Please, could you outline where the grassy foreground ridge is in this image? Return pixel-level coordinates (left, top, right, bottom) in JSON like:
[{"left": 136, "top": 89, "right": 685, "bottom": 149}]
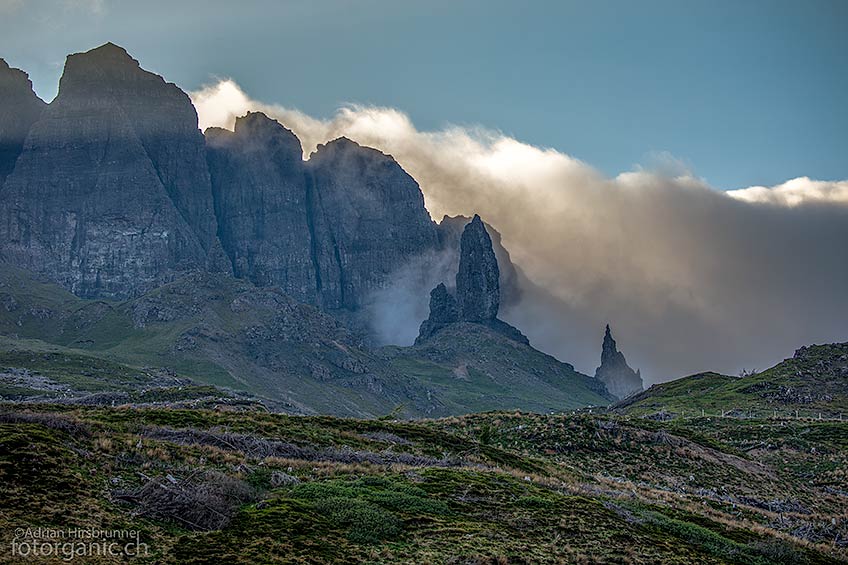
[{"left": 0, "top": 401, "right": 845, "bottom": 563}]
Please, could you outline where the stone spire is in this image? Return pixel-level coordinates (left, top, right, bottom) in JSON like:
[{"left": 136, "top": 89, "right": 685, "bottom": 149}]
[
  {"left": 456, "top": 215, "right": 500, "bottom": 322},
  {"left": 594, "top": 324, "right": 644, "bottom": 400},
  {"left": 416, "top": 283, "right": 459, "bottom": 340},
  {"left": 417, "top": 215, "right": 527, "bottom": 344}
]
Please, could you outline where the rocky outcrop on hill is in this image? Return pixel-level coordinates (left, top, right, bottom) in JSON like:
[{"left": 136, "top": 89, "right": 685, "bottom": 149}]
[
  {"left": 0, "top": 43, "right": 228, "bottom": 299},
  {"left": 397, "top": 321, "right": 613, "bottom": 413},
  {"left": 306, "top": 137, "right": 439, "bottom": 310},
  {"left": 206, "top": 113, "right": 317, "bottom": 303},
  {"left": 594, "top": 325, "right": 643, "bottom": 400},
  {"left": 416, "top": 283, "right": 459, "bottom": 341},
  {"left": 456, "top": 215, "right": 500, "bottom": 322},
  {"left": 436, "top": 215, "right": 521, "bottom": 307},
  {"left": 417, "top": 215, "right": 527, "bottom": 344},
  {"left": 0, "top": 59, "right": 46, "bottom": 186}
]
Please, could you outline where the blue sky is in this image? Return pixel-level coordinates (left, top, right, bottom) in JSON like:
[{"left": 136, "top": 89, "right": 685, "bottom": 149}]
[{"left": 1, "top": 0, "right": 846, "bottom": 189}]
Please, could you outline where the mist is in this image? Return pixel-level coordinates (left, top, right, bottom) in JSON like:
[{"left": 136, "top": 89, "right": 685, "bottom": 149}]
[{"left": 191, "top": 80, "right": 848, "bottom": 383}]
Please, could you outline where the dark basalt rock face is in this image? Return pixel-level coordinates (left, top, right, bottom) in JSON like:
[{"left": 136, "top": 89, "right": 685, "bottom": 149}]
[
  {"left": 0, "top": 59, "right": 46, "bottom": 186},
  {"left": 418, "top": 215, "right": 527, "bottom": 344},
  {"left": 207, "top": 127, "right": 442, "bottom": 313},
  {"left": 206, "top": 112, "right": 317, "bottom": 304},
  {"left": 436, "top": 215, "right": 521, "bottom": 307},
  {"left": 0, "top": 44, "right": 529, "bottom": 350},
  {"left": 0, "top": 43, "right": 228, "bottom": 299},
  {"left": 456, "top": 215, "right": 500, "bottom": 322},
  {"left": 416, "top": 283, "right": 458, "bottom": 340},
  {"left": 594, "top": 325, "right": 643, "bottom": 400},
  {"left": 306, "top": 137, "right": 439, "bottom": 310},
  {"left": 57, "top": 43, "right": 223, "bottom": 257},
  {"left": 0, "top": 40, "right": 445, "bottom": 317}
]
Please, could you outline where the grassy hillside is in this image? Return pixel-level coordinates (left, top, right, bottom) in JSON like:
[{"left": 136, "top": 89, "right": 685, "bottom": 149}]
[
  {"left": 384, "top": 322, "right": 612, "bottom": 413},
  {"left": 614, "top": 342, "right": 848, "bottom": 419},
  {"left": 0, "top": 336, "right": 269, "bottom": 412},
  {"left": 0, "top": 403, "right": 843, "bottom": 563},
  {"left": 0, "top": 266, "right": 610, "bottom": 417},
  {"left": 0, "top": 266, "right": 439, "bottom": 416}
]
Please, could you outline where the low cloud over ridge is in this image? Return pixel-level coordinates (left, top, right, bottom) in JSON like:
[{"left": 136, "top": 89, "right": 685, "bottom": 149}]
[{"left": 191, "top": 79, "right": 848, "bottom": 383}]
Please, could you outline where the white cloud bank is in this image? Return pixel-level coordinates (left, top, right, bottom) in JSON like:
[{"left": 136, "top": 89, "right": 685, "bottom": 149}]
[
  {"left": 191, "top": 80, "right": 848, "bottom": 383},
  {"left": 727, "top": 177, "right": 848, "bottom": 207}
]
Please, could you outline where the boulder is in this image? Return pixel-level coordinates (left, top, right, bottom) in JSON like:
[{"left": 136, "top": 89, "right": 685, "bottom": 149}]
[{"left": 417, "top": 283, "right": 459, "bottom": 341}]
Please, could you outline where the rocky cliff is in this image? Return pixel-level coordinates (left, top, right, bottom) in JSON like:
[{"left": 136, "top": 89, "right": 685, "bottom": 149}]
[
  {"left": 594, "top": 325, "right": 643, "bottom": 400},
  {"left": 306, "top": 137, "right": 440, "bottom": 310},
  {"left": 0, "top": 43, "right": 527, "bottom": 350},
  {"left": 206, "top": 112, "right": 317, "bottom": 304},
  {"left": 0, "top": 43, "right": 228, "bottom": 299},
  {"left": 207, "top": 117, "right": 444, "bottom": 313},
  {"left": 0, "top": 59, "right": 46, "bottom": 186}
]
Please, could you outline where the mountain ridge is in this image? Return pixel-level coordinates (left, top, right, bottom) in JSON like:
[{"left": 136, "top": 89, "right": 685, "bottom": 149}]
[{"left": 0, "top": 45, "right": 471, "bottom": 331}]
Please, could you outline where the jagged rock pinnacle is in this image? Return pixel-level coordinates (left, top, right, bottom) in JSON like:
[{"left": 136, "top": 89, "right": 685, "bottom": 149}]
[
  {"left": 595, "top": 324, "right": 643, "bottom": 400},
  {"left": 456, "top": 214, "right": 500, "bottom": 322},
  {"left": 417, "top": 214, "right": 527, "bottom": 344},
  {"left": 416, "top": 283, "right": 459, "bottom": 341}
]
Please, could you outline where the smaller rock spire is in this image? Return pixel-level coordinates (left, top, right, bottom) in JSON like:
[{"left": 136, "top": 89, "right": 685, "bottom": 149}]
[
  {"left": 603, "top": 324, "right": 615, "bottom": 351},
  {"left": 594, "top": 324, "right": 643, "bottom": 400},
  {"left": 416, "top": 283, "right": 459, "bottom": 341}
]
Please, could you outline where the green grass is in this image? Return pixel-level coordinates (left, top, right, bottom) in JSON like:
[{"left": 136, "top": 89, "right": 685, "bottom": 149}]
[
  {"left": 639, "top": 509, "right": 805, "bottom": 565},
  {"left": 0, "top": 346, "right": 152, "bottom": 391},
  {"left": 1, "top": 267, "right": 619, "bottom": 417},
  {"left": 387, "top": 323, "right": 612, "bottom": 414},
  {"left": 0, "top": 403, "right": 842, "bottom": 563},
  {"left": 615, "top": 342, "right": 848, "bottom": 418}
]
